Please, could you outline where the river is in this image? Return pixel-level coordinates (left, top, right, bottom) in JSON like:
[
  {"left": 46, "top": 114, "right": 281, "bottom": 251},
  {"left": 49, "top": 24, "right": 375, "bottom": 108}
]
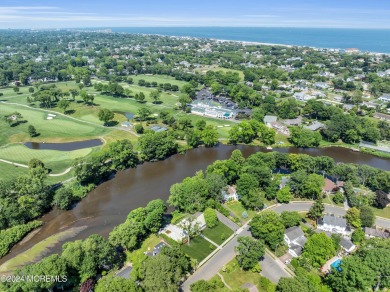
[{"left": 1, "top": 145, "right": 389, "bottom": 265}]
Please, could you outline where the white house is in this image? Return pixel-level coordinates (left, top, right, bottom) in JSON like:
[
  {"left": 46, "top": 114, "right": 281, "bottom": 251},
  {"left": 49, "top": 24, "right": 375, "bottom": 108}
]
[
  {"left": 159, "top": 212, "right": 206, "bottom": 243},
  {"left": 317, "top": 215, "right": 351, "bottom": 236},
  {"left": 222, "top": 186, "right": 239, "bottom": 201},
  {"left": 379, "top": 94, "right": 390, "bottom": 103},
  {"left": 263, "top": 115, "right": 278, "bottom": 126},
  {"left": 284, "top": 226, "right": 307, "bottom": 257}
]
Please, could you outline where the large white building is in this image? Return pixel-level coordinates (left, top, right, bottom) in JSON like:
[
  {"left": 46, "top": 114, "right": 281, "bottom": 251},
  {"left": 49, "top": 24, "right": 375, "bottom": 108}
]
[
  {"left": 317, "top": 215, "right": 351, "bottom": 236},
  {"left": 190, "top": 102, "right": 235, "bottom": 119}
]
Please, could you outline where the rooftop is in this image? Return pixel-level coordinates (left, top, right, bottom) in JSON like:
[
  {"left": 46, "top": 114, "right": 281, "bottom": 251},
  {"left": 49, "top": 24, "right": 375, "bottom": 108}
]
[{"left": 320, "top": 215, "right": 347, "bottom": 229}]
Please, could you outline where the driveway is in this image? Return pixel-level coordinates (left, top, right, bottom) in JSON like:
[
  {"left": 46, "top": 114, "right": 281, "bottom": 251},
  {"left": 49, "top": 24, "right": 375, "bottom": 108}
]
[
  {"left": 181, "top": 225, "right": 289, "bottom": 291},
  {"left": 216, "top": 210, "right": 240, "bottom": 231}
]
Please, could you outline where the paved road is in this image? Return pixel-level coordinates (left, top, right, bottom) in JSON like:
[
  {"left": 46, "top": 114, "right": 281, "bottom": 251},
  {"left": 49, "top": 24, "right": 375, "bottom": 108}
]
[
  {"left": 181, "top": 225, "right": 290, "bottom": 291},
  {"left": 181, "top": 202, "right": 390, "bottom": 291},
  {"left": 272, "top": 202, "right": 390, "bottom": 229}
]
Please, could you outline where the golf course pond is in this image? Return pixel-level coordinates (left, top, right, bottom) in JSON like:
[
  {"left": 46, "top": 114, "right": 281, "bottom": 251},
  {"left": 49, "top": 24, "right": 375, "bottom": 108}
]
[
  {"left": 1, "top": 144, "right": 389, "bottom": 268},
  {"left": 24, "top": 139, "right": 103, "bottom": 151}
]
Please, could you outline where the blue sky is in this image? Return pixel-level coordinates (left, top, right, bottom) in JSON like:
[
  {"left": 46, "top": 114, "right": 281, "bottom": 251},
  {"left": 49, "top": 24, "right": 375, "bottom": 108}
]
[{"left": 1, "top": 0, "right": 390, "bottom": 29}]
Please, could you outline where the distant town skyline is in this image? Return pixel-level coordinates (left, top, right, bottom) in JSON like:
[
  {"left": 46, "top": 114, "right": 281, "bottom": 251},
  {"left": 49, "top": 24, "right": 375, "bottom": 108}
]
[{"left": 0, "top": 0, "right": 390, "bottom": 29}]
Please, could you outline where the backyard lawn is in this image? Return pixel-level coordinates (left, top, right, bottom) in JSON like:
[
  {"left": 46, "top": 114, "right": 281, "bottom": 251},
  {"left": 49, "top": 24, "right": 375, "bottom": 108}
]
[
  {"left": 372, "top": 206, "right": 390, "bottom": 219},
  {"left": 202, "top": 221, "right": 234, "bottom": 245},
  {"left": 219, "top": 259, "right": 272, "bottom": 291},
  {"left": 180, "top": 236, "right": 214, "bottom": 262},
  {"left": 224, "top": 201, "right": 257, "bottom": 223}
]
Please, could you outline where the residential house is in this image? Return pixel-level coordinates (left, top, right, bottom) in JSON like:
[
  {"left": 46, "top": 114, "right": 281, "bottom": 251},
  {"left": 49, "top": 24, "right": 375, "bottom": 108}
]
[
  {"left": 263, "top": 115, "right": 278, "bottom": 126},
  {"left": 340, "top": 237, "right": 356, "bottom": 253},
  {"left": 293, "top": 92, "right": 314, "bottom": 102},
  {"left": 322, "top": 178, "right": 343, "bottom": 194},
  {"left": 364, "top": 227, "right": 390, "bottom": 239},
  {"left": 159, "top": 213, "right": 207, "bottom": 243},
  {"left": 222, "top": 186, "right": 239, "bottom": 201},
  {"left": 314, "top": 82, "right": 329, "bottom": 90},
  {"left": 317, "top": 215, "right": 351, "bottom": 236},
  {"left": 284, "top": 226, "right": 307, "bottom": 257},
  {"left": 379, "top": 94, "right": 390, "bottom": 103},
  {"left": 303, "top": 121, "right": 325, "bottom": 131},
  {"left": 283, "top": 116, "right": 302, "bottom": 126}
]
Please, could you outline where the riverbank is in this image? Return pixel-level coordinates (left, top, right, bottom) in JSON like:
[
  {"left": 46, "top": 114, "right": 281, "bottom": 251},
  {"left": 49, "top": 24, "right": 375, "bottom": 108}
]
[{"left": 0, "top": 144, "right": 389, "bottom": 270}]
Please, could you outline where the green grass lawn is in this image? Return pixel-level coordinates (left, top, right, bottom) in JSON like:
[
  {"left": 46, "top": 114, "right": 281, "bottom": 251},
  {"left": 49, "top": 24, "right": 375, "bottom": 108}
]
[
  {"left": 0, "top": 144, "right": 97, "bottom": 173},
  {"left": 0, "top": 161, "right": 29, "bottom": 181},
  {"left": 224, "top": 201, "right": 257, "bottom": 223},
  {"left": 180, "top": 236, "right": 214, "bottom": 262},
  {"left": 195, "top": 66, "right": 245, "bottom": 81},
  {"left": 372, "top": 206, "right": 390, "bottom": 219},
  {"left": 0, "top": 103, "right": 111, "bottom": 146},
  {"left": 202, "top": 221, "right": 234, "bottom": 245},
  {"left": 220, "top": 259, "right": 270, "bottom": 291}
]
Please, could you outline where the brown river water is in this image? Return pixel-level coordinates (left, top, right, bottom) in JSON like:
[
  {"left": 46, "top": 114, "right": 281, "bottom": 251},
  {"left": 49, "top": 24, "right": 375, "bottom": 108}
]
[{"left": 1, "top": 145, "right": 389, "bottom": 265}]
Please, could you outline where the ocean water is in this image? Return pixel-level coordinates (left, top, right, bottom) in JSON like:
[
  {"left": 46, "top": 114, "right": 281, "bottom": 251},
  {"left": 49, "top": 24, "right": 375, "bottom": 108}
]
[{"left": 109, "top": 27, "right": 390, "bottom": 53}]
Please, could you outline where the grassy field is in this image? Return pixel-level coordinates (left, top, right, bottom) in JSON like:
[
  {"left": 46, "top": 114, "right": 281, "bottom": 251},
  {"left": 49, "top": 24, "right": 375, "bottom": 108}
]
[
  {"left": 180, "top": 236, "right": 214, "bottom": 262},
  {"left": 202, "top": 222, "right": 234, "bottom": 245},
  {"left": 372, "top": 206, "right": 390, "bottom": 219},
  {"left": 0, "top": 103, "right": 111, "bottom": 146},
  {"left": 219, "top": 259, "right": 269, "bottom": 291},
  {"left": 0, "top": 162, "right": 29, "bottom": 181},
  {"left": 0, "top": 144, "right": 97, "bottom": 173},
  {"left": 224, "top": 201, "right": 257, "bottom": 223}
]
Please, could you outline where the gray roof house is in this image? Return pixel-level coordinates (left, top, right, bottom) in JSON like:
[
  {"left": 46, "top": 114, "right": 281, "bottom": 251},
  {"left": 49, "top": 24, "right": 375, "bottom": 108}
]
[
  {"left": 263, "top": 115, "right": 278, "bottom": 125},
  {"left": 317, "top": 215, "right": 351, "bottom": 236},
  {"left": 364, "top": 227, "right": 390, "bottom": 239},
  {"left": 304, "top": 121, "right": 325, "bottom": 131},
  {"left": 379, "top": 94, "right": 390, "bottom": 103},
  {"left": 340, "top": 237, "right": 356, "bottom": 253},
  {"left": 284, "top": 226, "right": 307, "bottom": 257}
]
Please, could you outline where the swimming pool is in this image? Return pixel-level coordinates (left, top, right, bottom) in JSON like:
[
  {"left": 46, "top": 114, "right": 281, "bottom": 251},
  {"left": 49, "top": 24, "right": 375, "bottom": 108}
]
[{"left": 331, "top": 259, "right": 342, "bottom": 272}]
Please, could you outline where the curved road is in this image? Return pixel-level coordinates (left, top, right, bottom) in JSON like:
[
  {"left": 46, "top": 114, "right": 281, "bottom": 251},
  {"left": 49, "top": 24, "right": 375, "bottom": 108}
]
[{"left": 181, "top": 202, "right": 390, "bottom": 291}]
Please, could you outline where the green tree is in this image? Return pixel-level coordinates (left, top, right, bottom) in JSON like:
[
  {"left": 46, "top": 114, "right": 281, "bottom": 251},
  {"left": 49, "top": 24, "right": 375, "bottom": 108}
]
[
  {"left": 307, "top": 199, "right": 325, "bottom": 221},
  {"left": 289, "top": 127, "right": 322, "bottom": 148},
  {"left": 236, "top": 173, "right": 258, "bottom": 198},
  {"left": 186, "top": 129, "right": 203, "bottom": 148},
  {"left": 137, "top": 107, "right": 151, "bottom": 121},
  {"left": 58, "top": 99, "right": 71, "bottom": 113},
  {"left": 108, "top": 139, "right": 139, "bottom": 170},
  {"left": 134, "top": 124, "right": 144, "bottom": 134},
  {"left": 302, "top": 233, "right": 336, "bottom": 267},
  {"left": 359, "top": 206, "right": 375, "bottom": 228},
  {"left": 235, "top": 236, "right": 265, "bottom": 270},
  {"left": 28, "top": 125, "right": 38, "bottom": 137},
  {"left": 276, "top": 186, "right": 292, "bottom": 203},
  {"left": 345, "top": 207, "right": 361, "bottom": 228},
  {"left": 52, "top": 187, "right": 73, "bottom": 210},
  {"left": 202, "top": 125, "right": 218, "bottom": 147},
  {"left": 332, "top": 191, "right": 345, "bottom": 204},
  {"left": 139, "top": 246, "right": 191, "bottom": 292},
  {"left": 351, "top": 229, "right": 365, "bottom": 244},
  {"left": 250, "top": 211, "right": 285, "bottom": 250},
  {"left": 204, "top": 208, "right": 218, "bottom": 228},
  {"left": 281, "top": 211, "right": 301, "bottom": 228},
  {"left": 138, "top": 131, "right": 178, "bottom": 161},
  {"left": 98, "top": 108, "right": 114, "bottom": 125},
  {"left": 150, "top": 90, "right": 161, "bottom": 104},
  {"left": 95, "top": 275, "right": 139, "bottom": 292}
]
